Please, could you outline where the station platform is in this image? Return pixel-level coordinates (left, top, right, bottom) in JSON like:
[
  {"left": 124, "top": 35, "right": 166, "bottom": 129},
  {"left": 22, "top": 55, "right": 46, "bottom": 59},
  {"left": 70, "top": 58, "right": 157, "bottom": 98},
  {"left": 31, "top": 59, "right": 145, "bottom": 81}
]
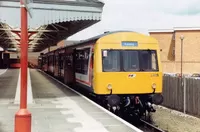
[{"left": 0, "top": 69, "right": 142, "bottom": 132}]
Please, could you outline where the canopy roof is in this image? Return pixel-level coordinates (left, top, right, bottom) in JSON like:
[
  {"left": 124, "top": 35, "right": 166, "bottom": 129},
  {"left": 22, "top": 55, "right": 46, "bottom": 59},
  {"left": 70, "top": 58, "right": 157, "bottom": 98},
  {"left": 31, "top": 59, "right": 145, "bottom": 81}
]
[{"left": 0, "top": 0, "right": 104, "bottom": 52}]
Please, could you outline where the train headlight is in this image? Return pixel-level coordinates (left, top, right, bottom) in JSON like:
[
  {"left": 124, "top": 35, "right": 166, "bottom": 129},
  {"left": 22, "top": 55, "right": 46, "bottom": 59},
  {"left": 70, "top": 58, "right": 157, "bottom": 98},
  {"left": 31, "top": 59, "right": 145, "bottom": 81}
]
[
  {"left": 107, "top": 84, "right": 112, "bottom": 90},
  {"left": 152, "top": 83, "right": 156, "bottom": 89}
]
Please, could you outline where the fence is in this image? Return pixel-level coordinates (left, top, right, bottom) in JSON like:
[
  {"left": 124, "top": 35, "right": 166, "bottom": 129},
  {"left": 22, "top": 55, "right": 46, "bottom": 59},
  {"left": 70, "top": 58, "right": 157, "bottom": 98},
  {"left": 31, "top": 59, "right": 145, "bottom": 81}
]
[{"left": 162, "top": 76, "right": 200, "bottom": 117}]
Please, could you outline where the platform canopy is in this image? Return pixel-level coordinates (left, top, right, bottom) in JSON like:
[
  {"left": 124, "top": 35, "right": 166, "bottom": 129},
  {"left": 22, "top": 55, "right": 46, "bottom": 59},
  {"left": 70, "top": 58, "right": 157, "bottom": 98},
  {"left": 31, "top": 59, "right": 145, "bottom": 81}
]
[{"left": 0, "top": 0, "right": 104, "bottom": 52}]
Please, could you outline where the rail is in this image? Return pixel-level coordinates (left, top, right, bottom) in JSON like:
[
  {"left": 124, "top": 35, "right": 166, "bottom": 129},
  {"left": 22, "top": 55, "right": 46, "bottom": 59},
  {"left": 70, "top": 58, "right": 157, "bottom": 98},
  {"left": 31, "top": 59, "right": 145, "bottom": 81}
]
[{"left": 140, "top": 119, "right": 167, "bottom": 132}]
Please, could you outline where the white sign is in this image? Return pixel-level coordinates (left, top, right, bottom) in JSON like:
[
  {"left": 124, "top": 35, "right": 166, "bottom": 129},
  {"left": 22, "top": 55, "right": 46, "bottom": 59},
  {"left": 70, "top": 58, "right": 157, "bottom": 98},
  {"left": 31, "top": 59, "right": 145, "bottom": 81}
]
[
  {"left": 22, "top": 0, "right": 33, "bottom": 18},
  {"left": 103, "top": 50, "right": 108, "bottom": 57}
]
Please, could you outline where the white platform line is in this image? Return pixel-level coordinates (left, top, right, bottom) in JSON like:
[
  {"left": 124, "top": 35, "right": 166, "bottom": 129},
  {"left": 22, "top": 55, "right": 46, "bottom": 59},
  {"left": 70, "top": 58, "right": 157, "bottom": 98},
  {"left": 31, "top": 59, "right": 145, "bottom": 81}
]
[
  {"left": 14, "top": 68, "right": 34, "bottom": 104},
  {"left": 0, "top": 68, "right": 8, "bottom": 76},
  {"left": 38, "top": 69, "right": 143, "bottom": 132}
]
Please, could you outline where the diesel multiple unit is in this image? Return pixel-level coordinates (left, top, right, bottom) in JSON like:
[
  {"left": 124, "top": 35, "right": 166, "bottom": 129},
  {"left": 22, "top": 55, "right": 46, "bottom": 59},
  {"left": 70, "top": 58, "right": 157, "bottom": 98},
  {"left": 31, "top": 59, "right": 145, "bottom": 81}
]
[{"left": 38, "top": 31, "right": 164, "bottom": 119}]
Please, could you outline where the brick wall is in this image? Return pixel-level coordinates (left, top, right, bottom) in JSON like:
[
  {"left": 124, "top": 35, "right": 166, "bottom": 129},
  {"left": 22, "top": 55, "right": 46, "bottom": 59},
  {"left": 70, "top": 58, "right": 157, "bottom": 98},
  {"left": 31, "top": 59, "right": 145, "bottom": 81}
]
[
  {"left": 150, "top": 29, "right": 200, "bottom": 74},
  {"left": 150, "top": 32, "right": 175, "bottom": 62}
]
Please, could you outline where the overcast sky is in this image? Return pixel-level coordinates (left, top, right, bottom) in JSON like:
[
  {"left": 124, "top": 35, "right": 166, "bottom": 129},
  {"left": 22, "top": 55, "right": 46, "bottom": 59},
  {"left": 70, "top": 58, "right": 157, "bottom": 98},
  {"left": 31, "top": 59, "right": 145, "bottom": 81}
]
[{"left": 68, "top": 0, "right": 200, "bottom": 40}]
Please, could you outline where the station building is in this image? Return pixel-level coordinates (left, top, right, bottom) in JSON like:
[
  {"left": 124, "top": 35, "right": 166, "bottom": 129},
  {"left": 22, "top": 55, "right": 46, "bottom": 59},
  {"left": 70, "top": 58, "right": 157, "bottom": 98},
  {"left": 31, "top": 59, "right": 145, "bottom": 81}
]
[{"left": 149, "top": 27, "right": 200, "bottom": 74}]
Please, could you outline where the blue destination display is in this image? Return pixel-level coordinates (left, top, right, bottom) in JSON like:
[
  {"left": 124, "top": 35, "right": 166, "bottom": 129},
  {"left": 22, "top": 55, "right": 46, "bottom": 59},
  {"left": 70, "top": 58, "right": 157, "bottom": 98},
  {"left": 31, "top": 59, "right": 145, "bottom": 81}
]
[{"left": 121, "top": 41, "right": 138, "bottom": 46}]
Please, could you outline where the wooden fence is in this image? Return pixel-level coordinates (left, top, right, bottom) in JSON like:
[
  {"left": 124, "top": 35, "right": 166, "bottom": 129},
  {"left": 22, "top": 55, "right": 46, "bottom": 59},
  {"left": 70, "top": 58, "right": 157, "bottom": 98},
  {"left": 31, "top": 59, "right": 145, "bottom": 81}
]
[{"left": 162, "top": 76, "right": 200, "bottom": 117}]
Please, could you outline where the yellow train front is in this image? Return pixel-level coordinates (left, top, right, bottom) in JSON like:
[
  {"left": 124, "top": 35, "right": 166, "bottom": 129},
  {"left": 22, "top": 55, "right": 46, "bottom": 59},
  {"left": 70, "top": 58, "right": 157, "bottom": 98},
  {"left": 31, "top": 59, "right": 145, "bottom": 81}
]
[{"left": 91, "top": 31, "right": 163, "bottom": 118}]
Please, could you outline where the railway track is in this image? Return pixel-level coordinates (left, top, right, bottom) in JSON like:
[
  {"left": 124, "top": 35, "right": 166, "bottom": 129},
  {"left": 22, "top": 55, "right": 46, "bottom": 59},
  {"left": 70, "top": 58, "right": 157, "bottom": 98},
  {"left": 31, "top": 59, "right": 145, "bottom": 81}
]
[{"left": 139, "top": 119, "right": 167, "bottom": 132}]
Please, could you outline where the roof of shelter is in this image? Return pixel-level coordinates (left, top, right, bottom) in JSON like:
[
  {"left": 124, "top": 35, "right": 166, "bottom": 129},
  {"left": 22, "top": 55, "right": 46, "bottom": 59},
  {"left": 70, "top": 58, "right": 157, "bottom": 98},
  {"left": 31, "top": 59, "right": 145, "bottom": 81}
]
[
  {"left": 149, "top": 27, "right": 200, "bottom": 33},
  {"left": 0, "top": 0, "right": 104, "bottom": 52}
]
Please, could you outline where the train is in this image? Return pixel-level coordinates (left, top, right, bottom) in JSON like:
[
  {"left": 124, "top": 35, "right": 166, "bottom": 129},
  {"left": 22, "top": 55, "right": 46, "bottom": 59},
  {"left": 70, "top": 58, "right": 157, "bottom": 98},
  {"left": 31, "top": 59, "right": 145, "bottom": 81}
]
[{"left": 38, "top": 31, "right": 164, "bottom": 119}]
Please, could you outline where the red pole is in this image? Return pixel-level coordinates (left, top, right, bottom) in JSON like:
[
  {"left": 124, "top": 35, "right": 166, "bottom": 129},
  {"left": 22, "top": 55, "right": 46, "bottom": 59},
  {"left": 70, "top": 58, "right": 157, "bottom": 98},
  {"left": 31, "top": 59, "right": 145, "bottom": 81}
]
[{"left": 14, "top": 0, "right": 31, "bottom": 132}]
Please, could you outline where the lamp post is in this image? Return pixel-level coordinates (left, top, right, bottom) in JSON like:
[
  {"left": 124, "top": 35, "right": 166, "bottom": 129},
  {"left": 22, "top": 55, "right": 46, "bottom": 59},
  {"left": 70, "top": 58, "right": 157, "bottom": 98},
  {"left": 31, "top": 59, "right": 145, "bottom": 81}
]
[
  {"left": 180, "top": 35, "right": 184, "bottom": 78},
  {"left": 14, "top": 0, "right": 31, "bottom": 132},
  {"left": 180, "top": 35, "right": 186, "bottom": 114},
  {"left": 180, "top": 35, "right": 184, "bottom": 94}
]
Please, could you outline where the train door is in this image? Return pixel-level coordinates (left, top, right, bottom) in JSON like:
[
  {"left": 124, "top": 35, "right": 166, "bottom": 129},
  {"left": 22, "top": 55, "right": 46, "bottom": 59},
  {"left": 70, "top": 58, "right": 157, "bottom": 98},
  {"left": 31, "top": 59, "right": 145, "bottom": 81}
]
[
  {"left": 48, "top": 54, "right": 54, "bottom": 75},
  {"left": 47, "top": 55, "right": 50, "bottom": 73},
  {"left": 58, "top": 53, "right": 64, "bottom": 80},
  {"left": 90, "top": 52, "right": 94, "bottom": 88},
  {"left": 54, "top": 51, "right": 59, "bottom": 78},
  {"left": 72, "top": 48, "right": 76, "bottom": 84},
  {"left": 58, "top": 54, "right": 61, "bottom": 77},
  {"left": 64, "top": 48, "right": 75, "bottom": 86},
  {"left": 38, "top": 56, "right": 42, "bottom": 69},
  {"left": 42, "top": 55, "right": 48, "bottom": 72}
]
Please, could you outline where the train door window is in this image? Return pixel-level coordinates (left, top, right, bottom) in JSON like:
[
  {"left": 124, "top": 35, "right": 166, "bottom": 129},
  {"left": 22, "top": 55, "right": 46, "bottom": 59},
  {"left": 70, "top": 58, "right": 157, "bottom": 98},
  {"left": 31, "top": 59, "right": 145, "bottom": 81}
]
[
  {"left": 53, "top": 55, "right": 55, "bottom": 66},
  {"left": 75, "top": 50, "right": 82, "bottom": 73},
  {"left": 67, "top": 54, "right": 73, "bottom": 67},
  {"left": 91, "top": 53, "right": 94, "bottom": 69},
  {"left": 48, "top": 55, "right": 52, "bottom": 66},
  {"left": 56, "top": 55, "right": 59, "bottom": 66},
  {"left": 42, "top": 57, "right": 47, "bottom": 65},
  {"left": 83, "top": 48, "right": 90, "bottom": 74},
  {"left": 51, "top": 55, "right": 53, "bottom": 65},
  {"left": 47, "top": 56, "right": 49, "bottom": 65},
  {"left": 60, "top": 54, "right": 64, "bottom": 69},
  {"left": 80, "top": 50, "right": 84, "bottom": 73},
  {"left": 54, "top": 55, "right": 57, "bottom": 67},
  {"left": 48, "top": 56, "right": 50, "bottom": 65}
]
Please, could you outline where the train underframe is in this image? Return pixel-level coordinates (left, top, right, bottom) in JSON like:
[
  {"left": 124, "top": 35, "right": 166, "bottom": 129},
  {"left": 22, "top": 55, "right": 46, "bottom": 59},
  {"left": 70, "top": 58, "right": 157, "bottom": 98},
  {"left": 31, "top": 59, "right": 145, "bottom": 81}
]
[{"left": 95, "top": 93, "right": 164, "bottom": 121}]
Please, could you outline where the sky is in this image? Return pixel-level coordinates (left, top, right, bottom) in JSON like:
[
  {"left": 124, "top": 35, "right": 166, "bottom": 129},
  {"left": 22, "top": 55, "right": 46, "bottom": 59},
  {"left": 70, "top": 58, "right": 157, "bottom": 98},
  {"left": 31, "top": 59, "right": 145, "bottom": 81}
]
[{"left": 68, "top": 0, "right": 200, "bottom": 40}]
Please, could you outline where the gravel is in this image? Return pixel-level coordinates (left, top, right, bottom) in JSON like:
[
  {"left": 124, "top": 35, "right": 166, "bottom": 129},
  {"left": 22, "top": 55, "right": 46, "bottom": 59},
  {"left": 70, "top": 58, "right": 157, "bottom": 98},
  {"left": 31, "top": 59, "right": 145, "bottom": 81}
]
[{"left": 151, "top": 105, "right": 200, "bottom": 132}]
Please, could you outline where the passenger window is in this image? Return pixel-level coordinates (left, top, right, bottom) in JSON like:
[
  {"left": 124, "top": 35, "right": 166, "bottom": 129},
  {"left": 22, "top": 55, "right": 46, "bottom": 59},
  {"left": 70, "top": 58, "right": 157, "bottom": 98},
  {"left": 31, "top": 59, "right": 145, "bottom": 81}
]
[
  {"left": 75, "top": 48, "right": 90, "bottom": 75},
  {"left": 102, "top": 50, "right": 120, "bottom": 72}
]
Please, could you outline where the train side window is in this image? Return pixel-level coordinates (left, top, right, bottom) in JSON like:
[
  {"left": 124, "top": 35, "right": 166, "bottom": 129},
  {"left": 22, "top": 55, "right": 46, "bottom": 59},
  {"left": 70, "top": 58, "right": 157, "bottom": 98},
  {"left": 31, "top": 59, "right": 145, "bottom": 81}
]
[
  {"left": 75, "top": 48, "right": 90, "bottom": 75},
  {"left": 66, "top": 54, "right": 73, "bottom": 67}
]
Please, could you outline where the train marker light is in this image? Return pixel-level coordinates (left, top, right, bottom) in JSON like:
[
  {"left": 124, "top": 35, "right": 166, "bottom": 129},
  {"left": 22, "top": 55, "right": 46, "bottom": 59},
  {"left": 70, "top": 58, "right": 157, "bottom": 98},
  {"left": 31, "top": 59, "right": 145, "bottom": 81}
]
[
  {"left": 152, "top": 83, "right": 156, "bottom": 89},
  {"left": 107, "top": 84, "right": 112, "bottom": 90}
]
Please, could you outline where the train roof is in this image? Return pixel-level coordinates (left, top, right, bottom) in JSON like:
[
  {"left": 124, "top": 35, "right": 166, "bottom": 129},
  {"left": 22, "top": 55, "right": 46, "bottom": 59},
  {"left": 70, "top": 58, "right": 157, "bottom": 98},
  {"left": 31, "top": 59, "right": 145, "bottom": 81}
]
[
  {"left": 63, "top": 30, "right": 152, "bottom": 50},
  {"left": 42, "top": 30, "right": 156, "bottom": 55},
  {"left": 69, "top": 30, "right": 136, "bottom": 46}
]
